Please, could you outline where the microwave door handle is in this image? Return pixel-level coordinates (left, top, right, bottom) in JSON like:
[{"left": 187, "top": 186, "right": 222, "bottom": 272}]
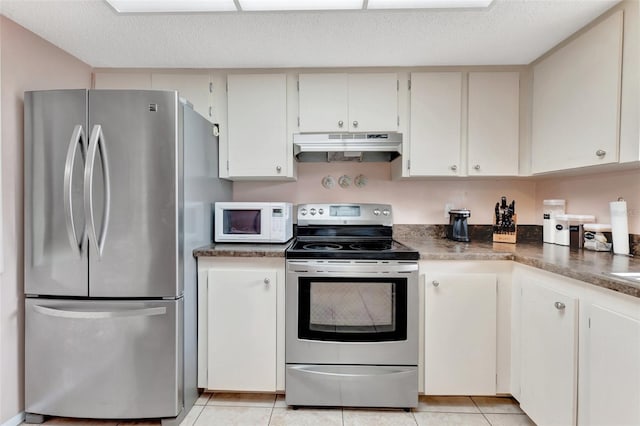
[
  {"left": 64, "top": 125, "right": 86, "bottom": 258},
  {"left": 84, "top": 125, "right": 111, "bottom": 258}
]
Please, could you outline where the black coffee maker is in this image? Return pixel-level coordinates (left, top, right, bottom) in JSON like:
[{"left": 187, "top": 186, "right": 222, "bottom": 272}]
[{"left": 447, "top": 209, "right": 471, "bottom": 242}]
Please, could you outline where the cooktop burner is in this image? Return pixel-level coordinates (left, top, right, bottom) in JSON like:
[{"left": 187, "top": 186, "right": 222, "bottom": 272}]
[{"left": 302, "top": 243, "right": 344, "bottom": 251}]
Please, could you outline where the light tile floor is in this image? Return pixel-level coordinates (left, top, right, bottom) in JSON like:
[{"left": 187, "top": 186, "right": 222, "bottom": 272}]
[{"left": 24, "top": 394, "right": 537, "bottom": 426}]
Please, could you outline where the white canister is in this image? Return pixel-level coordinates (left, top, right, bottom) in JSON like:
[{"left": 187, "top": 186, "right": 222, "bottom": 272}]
[
  {"left": 555, "top": 214, "right": 595, "bottom": 247},
  {"left": 543, "top": 200, "right": 566, "bottom": 244}
]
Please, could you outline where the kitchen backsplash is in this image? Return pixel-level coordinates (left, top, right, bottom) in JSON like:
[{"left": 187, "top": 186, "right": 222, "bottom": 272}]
[{"left": 234, "top": 162, "right": 640, "bottom": 235}]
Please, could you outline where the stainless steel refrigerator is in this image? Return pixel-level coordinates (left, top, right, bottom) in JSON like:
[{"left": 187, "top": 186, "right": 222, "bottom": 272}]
[{"left": 23, "top": 89, "right": 231, "bottom": 424}]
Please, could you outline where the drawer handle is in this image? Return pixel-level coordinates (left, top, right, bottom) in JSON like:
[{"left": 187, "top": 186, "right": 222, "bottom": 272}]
[
  {"left": 473, "top": 164, "right": 481, "bottom": 171},
  {"left": 432, "top": 280, "right": 440, "bottom": 287},
  {"left": 450, "top": 165, "right": 457, "bottom": 171},
  {"left": 596, "top": 149, "right": 606, "bottom": 158},
  {"left": 33, "top": 305, "right": 167, "bottom": 319},
  {"left": 338, "top": 120, "right": 344, "bottom": 128},
  {"left": 554, "top": 302, "right": 566, "bottom": 310},
  {"left": 264, "top": 278, "right": 271, "bottom": 286}
]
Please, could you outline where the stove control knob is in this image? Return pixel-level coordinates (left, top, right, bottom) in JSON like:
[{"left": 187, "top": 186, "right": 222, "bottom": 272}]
[
  {"left": 310, "top": 208, "right": 317, "bottom": 215},
  {"left": 300, "top": 208, "right": 307, "bottom": 216},
  {"left": 318, "top": 208, "right": 324, "bottom": 215},
  {"left": 373, "top": 209, "right": 381, "bottom": 216},
  {"left": 382, "top": 209, "right": 390, "bottom": 216}
]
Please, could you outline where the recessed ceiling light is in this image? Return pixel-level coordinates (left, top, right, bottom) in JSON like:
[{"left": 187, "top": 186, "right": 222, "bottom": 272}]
[
  {"left": 105, "top": 0, "right": 238, "bottom": 13},
  {"left": 105, "top": 0, "right": 493, "bottom": 13},
  {"left": 238, "top": 0, "right": 364, "bottom": 11},
  {"left": 367, "top": 0, "right": 493, "bottom": 9}
]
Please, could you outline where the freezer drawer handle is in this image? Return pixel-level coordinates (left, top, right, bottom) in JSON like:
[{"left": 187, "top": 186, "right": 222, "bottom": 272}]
[
  {"left": 290, "top": 366, "right": 413, "bottom": 378},
  {"left": 64, "top": 125, "right": 87, "bottom": 258},
  {"left": 84, "top": 124, "right": 111, "bottom": 258},
  {"left": 33, "top": 305, "right": 166, "bottom": 319}
]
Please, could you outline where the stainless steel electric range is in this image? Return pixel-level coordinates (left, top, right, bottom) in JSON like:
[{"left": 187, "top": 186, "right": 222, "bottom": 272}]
[{"left": 285, "top": 203, "right": 420, "bottom": 409}]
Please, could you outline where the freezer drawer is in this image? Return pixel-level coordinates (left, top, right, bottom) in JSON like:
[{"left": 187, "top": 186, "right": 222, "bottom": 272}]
[
  {"left": 285, "top": 364, "right": 418, "bottom": 408},
  {"left": 25, "top": 298, "right": 183, "bottom": 419}
]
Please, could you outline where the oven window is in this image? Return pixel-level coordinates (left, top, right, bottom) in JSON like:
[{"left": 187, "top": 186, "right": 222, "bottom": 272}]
[
  {"left": 298, "top": 277, "right": 407, "bottom": 342},
  {"left": 222, "top": 210, "right": 261, "bottom": 235}
]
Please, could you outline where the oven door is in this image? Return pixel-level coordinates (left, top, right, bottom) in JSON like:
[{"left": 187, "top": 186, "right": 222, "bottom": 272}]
[{"left": 286, "top": 260, "right": 418, "bottom": 365}]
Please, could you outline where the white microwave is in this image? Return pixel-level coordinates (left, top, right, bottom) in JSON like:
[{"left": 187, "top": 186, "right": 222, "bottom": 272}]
[{"left": 214, "top": 202, "right": 293, "bottom": 243}]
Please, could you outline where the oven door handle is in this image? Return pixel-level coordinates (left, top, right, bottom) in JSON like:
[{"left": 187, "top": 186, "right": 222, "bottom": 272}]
[{"left": 289, "top": 365, "right": 415, "bottom": 378}]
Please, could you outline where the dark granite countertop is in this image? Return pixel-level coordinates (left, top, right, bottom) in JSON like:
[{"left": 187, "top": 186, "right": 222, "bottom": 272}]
[
  {"left": 193, "top": 239, "right": 640, "bottom": 298},
  {"left": 193, "top": 241, "right": 291, "bottom": 258},
  {"left": 398, "top": 237, "right": 640, "bottom": 298}
]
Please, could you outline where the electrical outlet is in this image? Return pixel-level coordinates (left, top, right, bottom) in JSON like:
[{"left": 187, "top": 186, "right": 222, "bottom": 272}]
[{"left": 444, "top": 203, "right": 454, "bottom": 219}]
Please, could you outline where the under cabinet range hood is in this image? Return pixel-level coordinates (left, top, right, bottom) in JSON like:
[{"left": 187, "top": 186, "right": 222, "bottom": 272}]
[{"left": 293, "top": 133, "right": 402, "bottom": 162}]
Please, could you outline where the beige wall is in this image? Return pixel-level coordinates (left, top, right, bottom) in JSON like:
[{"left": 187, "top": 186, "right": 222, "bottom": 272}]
[
  {"left": 234, "top": 162, "right": 538, "bottom": 225},
  {"left": 234, "top": 163, "right": 640, "bottom": 234},
  {"left": 535, "top": 168, "right": 640, "bottom": 234},
  {"left": 0, "top": 16, "right": 91, "bottom": 423}
]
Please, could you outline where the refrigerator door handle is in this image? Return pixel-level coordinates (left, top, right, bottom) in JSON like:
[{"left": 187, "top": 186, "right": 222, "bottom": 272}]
[
  {"left": 63, "top": 125, "right": 86, "bottom": 258},
  {"left": 32, "top": 304, "right": 167, "bottom": 319},
  {"left": 84, "top": 124, "right": 111, "bottom": 258}
]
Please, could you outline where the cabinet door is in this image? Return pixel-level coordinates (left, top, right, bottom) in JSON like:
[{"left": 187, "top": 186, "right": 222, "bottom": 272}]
[
  {"left": 208, "top": 268, "right": 277, "bottom": 391},
  {"left": 227, "top": 74, "right": 288, "bottom": 178},
  {"left": 520, "top": 281, "right": 578, "bottom": 426},
  {"left": 425, "top": 273, "right": 497, "bottom": 395},
  {"left": 348, "top": 73, "right": 398, "bottom": 132},
  {"left": 583, "top": 305, "right": 640, "bottom": 426},
  {"left": 531, "top": 11, "right": 623, "bottom": 173},
  {"left": 468, "top": 72, "right": 520, "bottom": 176},
  {"left": 298, "top": 73, "right": 348, "bottom": 132},
  {"left": 152, "top": 73, "right": 213, "bottom": 122},
  {"left": 409, "top": 72, "right": 462, "bottom": 176}
]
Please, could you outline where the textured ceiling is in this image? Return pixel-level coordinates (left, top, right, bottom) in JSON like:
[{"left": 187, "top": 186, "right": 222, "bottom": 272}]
[{"left": 0, "top": 0, "right": 620, "bottom": 68}]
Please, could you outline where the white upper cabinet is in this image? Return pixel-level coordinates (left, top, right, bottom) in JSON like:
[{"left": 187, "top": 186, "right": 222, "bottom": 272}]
[
  {"left": 226, "top": 73, "right": 291, "bottom": 179},
  {"left": 531, "top": 11, "right": 623, "bottom": 174},
  {"left": 468, "top": 72, "right": 520, "bottom": 176},
  {"left": 151, "top": 73, "right": 214, "bottom": 122},
  {"left": 409, "top": 72, "right": 462, "bottom": 176},
  {"left": 298, "top": 73, "right": 398, "bottom": 133}
]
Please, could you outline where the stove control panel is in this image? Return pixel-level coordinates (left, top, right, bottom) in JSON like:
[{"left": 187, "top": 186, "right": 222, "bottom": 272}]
[{"left": 297, "top": 203, "right": 393, "bottom": 227}]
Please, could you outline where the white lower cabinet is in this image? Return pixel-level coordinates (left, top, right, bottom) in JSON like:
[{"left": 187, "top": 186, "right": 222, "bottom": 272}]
[
  {"left": 197, "top": 257, "right": 285, "bottom": 392},
  {"left": 581, "top": 303, "right": 640, "bottom": 426},
  {"left": 519, "top": 278, "right": 578, "bottom": 426},
  {"left": 425, "top": 272, "right": 497, "bottom": 395},
  {"left": 513, "top": 265, "right": 640, "bottom": 426}
]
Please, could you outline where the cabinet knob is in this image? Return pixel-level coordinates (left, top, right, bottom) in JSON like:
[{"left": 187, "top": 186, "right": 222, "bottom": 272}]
[
  {"left": 596, "top": 149, "right": 606, "bottom": 158},
  {"left": 473, "top": 164, "right": 481, "bottom": 171},
  {"left": 450, "top": 165, "right": 457, "bottom": 171},
  {"left": 554, "top": 301, "right": 566, "bottom": 310},
  {"left": 264, "top": 278, "right": 271, "bottom": 286},
  {"left": 353, "top": 120, "right": 359, "bottom": 128},
  {"left": 432, "top": 280, "right": 440, "bottom": 287},
  {"left": 338, "top": 120, "right": 344, "bottom": 128},
  {"left": 276, "top": 165, "right": 282, "bottom": 173}
]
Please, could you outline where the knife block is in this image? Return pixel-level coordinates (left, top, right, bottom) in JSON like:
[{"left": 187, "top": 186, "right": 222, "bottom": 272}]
[{"left": 493, "top": 214, "right": 517, "bottom": 244}]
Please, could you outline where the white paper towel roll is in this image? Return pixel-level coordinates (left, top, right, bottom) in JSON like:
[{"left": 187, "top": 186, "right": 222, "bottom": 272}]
[{"left": 609, "top": 200, "right": 629, "bottom": 255}]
